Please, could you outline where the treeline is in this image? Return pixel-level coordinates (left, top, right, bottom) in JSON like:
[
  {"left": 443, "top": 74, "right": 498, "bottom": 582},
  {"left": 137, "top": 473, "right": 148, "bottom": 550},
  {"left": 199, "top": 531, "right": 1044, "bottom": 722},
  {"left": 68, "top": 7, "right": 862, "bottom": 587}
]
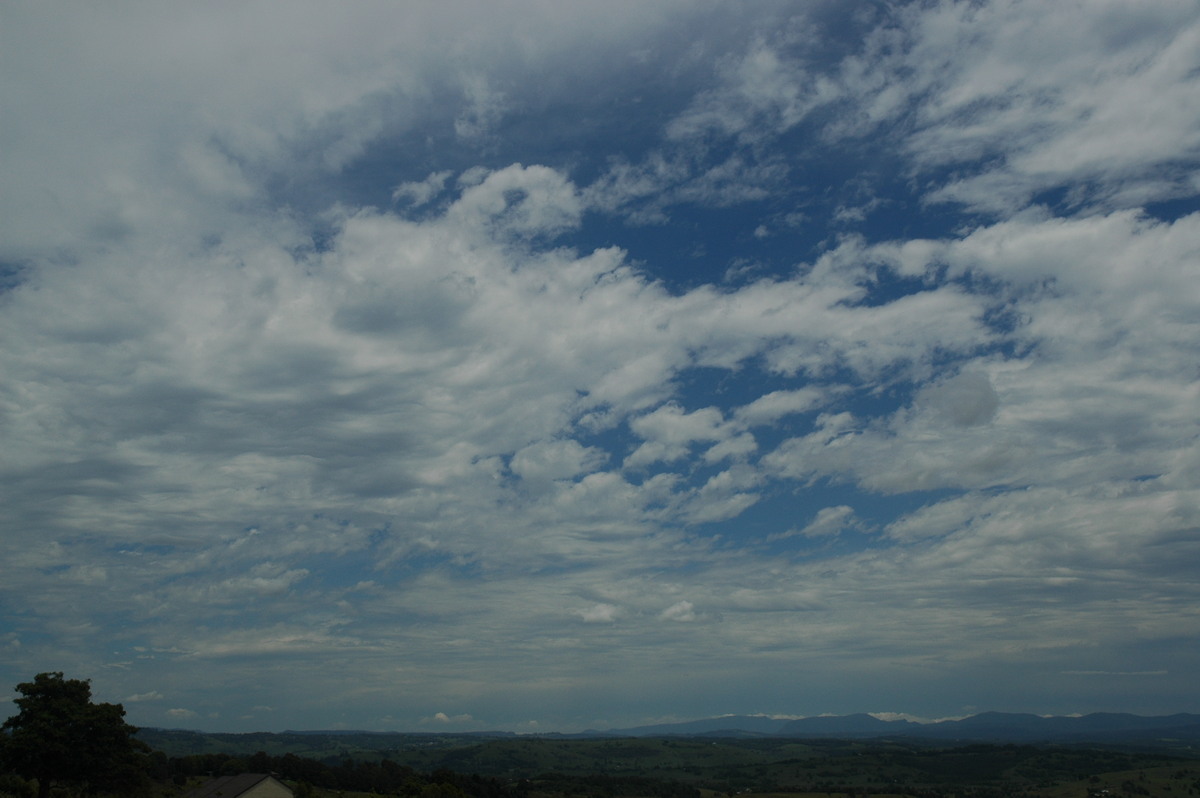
[
  {"left": 151, "top": 750, "right": 699, "bottom": 798},
  {"left": 152, "top": 751, "right": 505, "bottom": 797},
  {"left": 513, "top": 772, "right": 699, "bottom": 798}
]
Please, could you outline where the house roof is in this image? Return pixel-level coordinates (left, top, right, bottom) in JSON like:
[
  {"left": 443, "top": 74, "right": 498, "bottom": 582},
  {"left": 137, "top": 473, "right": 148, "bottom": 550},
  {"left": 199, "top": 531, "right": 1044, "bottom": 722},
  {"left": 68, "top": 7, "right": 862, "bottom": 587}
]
[{"left": 185, "top": 773, "right": 290, "bottom": 798}]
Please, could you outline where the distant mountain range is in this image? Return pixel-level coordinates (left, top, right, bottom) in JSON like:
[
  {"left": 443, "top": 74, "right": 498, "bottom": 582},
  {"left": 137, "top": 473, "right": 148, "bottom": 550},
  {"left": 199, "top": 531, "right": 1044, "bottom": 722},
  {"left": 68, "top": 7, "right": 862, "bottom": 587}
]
[
  {"left": 583, "top": 711, "right": 1200, "bottom": 743},
  {"left": 144, "top": 711, "right": 1200, "bottom": 753}
]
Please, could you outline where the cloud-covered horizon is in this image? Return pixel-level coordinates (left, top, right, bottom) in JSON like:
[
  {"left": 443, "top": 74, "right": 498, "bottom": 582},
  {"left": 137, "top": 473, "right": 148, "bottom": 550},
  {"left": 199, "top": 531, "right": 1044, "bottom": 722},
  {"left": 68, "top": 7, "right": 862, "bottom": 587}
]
[{"left": 2, "top": 0, "right": 1198, "bottom": 732}]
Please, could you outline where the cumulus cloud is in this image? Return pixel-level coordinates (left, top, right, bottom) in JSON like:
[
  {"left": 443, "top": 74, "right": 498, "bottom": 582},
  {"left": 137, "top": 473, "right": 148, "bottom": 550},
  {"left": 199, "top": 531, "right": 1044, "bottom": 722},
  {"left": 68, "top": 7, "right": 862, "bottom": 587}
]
[
  {"left": 125, "top": 691, "right": 164, "bottom": 703},
  {"left": 660, "top": 601, "right": 697, "bottom": 623},
  {"left": 626, "top": 404, "right": 736, "bottom": 468},
  {"left": 578, "top": 604, "right": 621, "bottom": 624},
  {"left": 735, "top": 389, "right": 835, "bottom": 427},
  {"left": 772, "top": 506, "right": 861, "bottom": 541},
  {"left": 427, "top": 712, "right": 475, "bottom": 725},
  {"left": 511, "top": 440, "right": 608, "bottom": 486},
  {"left": 392, "top": 171, "right": 454, "bottom": 207}
]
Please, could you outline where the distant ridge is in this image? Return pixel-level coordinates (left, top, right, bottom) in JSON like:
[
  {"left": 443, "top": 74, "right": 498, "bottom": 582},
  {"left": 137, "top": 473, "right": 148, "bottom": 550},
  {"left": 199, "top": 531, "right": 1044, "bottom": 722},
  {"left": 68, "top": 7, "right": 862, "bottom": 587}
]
[
  {"left": 138, "top": 711, "right": 1200, "bottom": 753},
  {"left": 597, "top": 711, "right": 1200, "bottom": 743},
  {"left": 279, "top": 729, "right": 515, "bottom": 737},
  {"left": 579, "top": 715, "right": 797, "bottom": 738},
  {"left": 778, "top": 713, "right": 918, "bottom": 736}
]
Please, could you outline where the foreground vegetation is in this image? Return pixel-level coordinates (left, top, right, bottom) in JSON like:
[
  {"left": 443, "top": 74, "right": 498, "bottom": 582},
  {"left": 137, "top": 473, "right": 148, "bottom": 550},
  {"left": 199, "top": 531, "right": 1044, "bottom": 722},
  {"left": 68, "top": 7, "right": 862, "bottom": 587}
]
[
  {"left": 126, "top": 731, "right": 1200, "bottom": 798},
  {"left": 6, "top": 728, "right": 1200, "bottom": 797}
]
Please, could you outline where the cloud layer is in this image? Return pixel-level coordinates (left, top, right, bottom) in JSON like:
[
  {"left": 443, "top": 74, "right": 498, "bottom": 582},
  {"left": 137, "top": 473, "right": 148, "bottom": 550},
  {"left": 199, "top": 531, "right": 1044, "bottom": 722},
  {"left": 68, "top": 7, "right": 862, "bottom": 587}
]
[{"left": 2, "top": 0, "right": 1199, "bottom": 731}]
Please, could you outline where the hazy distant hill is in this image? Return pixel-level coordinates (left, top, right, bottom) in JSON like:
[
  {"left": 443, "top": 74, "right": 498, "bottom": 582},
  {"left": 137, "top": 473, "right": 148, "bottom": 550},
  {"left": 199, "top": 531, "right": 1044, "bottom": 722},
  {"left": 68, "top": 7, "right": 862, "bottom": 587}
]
[
  {"left": 138, "top": 711, "right": 1200, "bottom": 761},
  {"left": 777, "top": 713, "right": 919, "bottom": 736},
  {"left": 912, "top": 711, "right": 1200, "bottom": 743},
  {"left": 597, "top": 713, "right": 917, "bottom": 738},
  {"left": 584, "top": 715, "right": 795, "bottom": 737},
  {"left": 601, "top": 711, "right": 1200, "bottom": 744},
  {"left": 590, "top": 710, "right": 1200, "bottom": 739}
]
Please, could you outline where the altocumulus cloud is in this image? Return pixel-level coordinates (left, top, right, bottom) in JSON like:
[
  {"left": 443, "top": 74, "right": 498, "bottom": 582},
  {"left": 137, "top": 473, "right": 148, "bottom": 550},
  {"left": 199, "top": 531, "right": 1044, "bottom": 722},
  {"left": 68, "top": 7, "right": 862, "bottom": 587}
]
[{"left": 1, "top": 0, "right": 1199, "bottom": 732}]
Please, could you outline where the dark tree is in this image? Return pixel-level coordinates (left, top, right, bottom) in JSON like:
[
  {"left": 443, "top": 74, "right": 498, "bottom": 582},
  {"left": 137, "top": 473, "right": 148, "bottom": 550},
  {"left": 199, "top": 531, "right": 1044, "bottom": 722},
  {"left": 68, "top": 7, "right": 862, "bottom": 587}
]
[{"left": 0, "top": 672, "right": 149, "bottom": 798}]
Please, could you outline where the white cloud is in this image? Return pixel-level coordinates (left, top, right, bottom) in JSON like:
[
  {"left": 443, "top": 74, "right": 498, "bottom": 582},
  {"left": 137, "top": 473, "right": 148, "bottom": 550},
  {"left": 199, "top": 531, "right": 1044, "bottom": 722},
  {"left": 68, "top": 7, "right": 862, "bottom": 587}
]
[
  {"left": 845, "top": 0, "right": 1200, "bottom": 212},
  {"left": 775, "top": 506, "right": 860, "bottom": 541},
  {"left": 447, "top": 163, "right": 583, "bottom": 238},
  {"left": 0, "top": 0, "right": 707, "bottom": 261},
  {"left": 427, "top": 711, "right": 475, "bottom": 724},
  {"left": 626, "top": 404, "right": 733, "bottom": 468},
  {"left": 703, "top": 433, "right": 758, "bottom": 464},
  {"left": 913, "top": 372, "right": 999, "bottom": 429},
  {"left": 510, "top": 440, "right": 608, "bottom": 486},
  {"left": 125, "top": 691, "right": 164, "bottom": 703},
  {"left": 667, "top": 41, "right": 835, "bottom": 144},
  {"left": 660, "top": 601, "right": 697, "bottom": 623},
  {"left": 766, "top": 210, "right": 1200, "bottom": 496},
  {"left": 392, "top": 170, "right": 454, "bottom": 207},
  {"left": 611, "top": 1, "right": 1200, "bottom": 217},
  {"left": 578, "top": 604, "right": 620, "bottom": 623},
  {"left": 735, "top": 388, "right": 832, "bottom": 426},
  {"left": 454, "top": 74, "right": 507, "bottom": 142}
]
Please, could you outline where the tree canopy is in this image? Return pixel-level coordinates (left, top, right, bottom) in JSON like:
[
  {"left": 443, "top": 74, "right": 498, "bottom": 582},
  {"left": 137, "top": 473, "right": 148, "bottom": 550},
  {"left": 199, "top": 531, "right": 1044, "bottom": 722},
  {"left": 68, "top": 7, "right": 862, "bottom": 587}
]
[{"left": 1, "top": 672, "right": 148, "bottom": 798}]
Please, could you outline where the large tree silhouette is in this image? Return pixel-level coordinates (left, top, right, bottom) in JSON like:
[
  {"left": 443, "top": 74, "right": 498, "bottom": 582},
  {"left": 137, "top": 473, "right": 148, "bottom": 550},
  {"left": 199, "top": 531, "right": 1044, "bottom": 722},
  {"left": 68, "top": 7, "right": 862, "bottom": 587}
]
[{"left": 1, "top": 672, "right": 148, "bottom": 798}]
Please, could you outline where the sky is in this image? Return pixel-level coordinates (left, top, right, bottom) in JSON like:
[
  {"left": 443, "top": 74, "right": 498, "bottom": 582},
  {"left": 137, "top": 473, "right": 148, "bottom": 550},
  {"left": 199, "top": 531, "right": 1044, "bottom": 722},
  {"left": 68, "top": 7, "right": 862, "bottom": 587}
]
[{"left": 2, "top": 0, "right": 1200, "bottom": 734}]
